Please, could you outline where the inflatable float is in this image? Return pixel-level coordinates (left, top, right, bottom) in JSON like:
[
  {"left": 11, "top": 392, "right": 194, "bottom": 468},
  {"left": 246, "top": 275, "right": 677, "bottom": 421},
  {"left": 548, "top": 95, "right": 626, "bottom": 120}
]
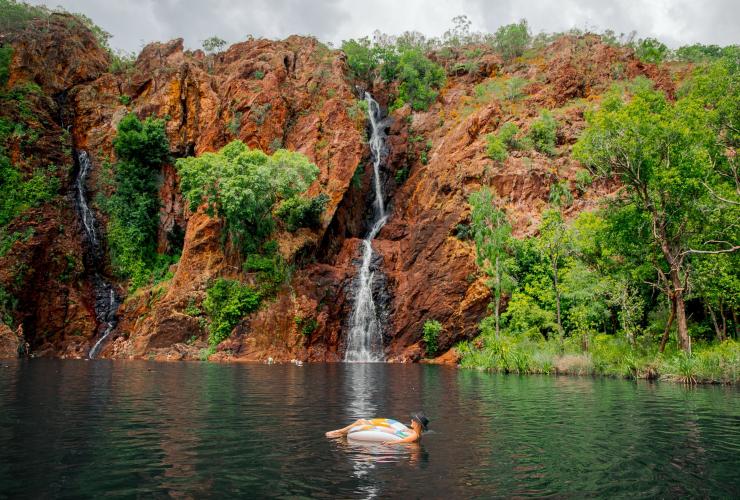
[{"left": 347, "top": 418, "right": 412, "bottom": 443}]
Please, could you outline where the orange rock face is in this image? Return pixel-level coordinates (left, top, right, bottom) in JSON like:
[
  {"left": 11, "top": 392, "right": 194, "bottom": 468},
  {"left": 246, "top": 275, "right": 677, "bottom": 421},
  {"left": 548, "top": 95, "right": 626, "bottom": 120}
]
[{"left": 2, "top": 18, "right": 680, "bottom": 362}]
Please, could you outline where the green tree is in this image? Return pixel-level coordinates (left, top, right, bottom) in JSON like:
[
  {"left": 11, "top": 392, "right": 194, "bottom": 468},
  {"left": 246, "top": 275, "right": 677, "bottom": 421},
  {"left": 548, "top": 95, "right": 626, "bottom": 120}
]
[
  {"left": 392, "top": 48, "right": 446, "bottom": 111},
  {"left": 341, "top": 37, "right": 379, "bottom": 81},
  {"left": 470, "top": 188, "right": 517, "bottom": 337},
  {"left": 202, "top": 36, "right": 227, "bottom": 54},
  {"left": 535, "top": 209, "right": 572, "bottom": 338},
  {"left": 176, "top": 141, "right": 320, "bottom": 252},
  {"left": 634, "top": 38, "right": 669, "bottom": 64},
  {"left": 574, "top": 81, "right": 738, "bottom": 352},
  {"left": 493, "top": 20, "right": 531, "bottom": 62}
]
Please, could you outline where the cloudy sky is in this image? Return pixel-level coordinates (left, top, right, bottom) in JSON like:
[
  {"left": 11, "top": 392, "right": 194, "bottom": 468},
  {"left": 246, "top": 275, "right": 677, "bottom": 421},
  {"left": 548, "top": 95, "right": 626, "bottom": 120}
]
[{"left": 27, "top": 0, "right": 739, "bottom": 53}]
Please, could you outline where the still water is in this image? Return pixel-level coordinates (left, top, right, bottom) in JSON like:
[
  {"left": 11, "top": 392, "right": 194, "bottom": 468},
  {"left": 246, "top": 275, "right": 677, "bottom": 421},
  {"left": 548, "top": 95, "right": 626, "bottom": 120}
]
[{"left": 0, "top": 360, "right": 738, "bottom": 498}]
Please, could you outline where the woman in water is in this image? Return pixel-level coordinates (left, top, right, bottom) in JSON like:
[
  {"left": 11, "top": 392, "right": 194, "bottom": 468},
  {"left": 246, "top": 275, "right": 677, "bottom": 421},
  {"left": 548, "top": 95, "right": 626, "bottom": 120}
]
[{"left": 325, "top": 413, "right": 429, "bottom": 444}]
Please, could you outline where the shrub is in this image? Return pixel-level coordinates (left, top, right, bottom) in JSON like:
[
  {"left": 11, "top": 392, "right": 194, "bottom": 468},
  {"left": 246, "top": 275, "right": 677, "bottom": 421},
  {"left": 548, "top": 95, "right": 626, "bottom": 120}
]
[
  {"left": 118, "top": 95, "right": 130, "bottom": 105},
  {"left": 497, "top": 122, "right": 518, "bottom": 148},
  {"left": 203, "top": 278, "right": 261, "bottom": 346},
  {"left": 485, "top": 133, "right": 507, "bottom": 161},
  {"left": 423, "top": 320, "right": 442, "bottom": 356},
  {"left": 274, "top": 193, "right": 329, "bottom": 232},
  {"left": 392, "top": 49, "right": 446, "bottom": 111},
  {"left": 341, "top": 37, "right": 379, "bottom": 81},
  {"left": 177, "top": 141, "right": 319, "bottom": 252},
  {"left": 243, "top": 251, "right": 290, "bottom": 294},
  {"left": 106, "top": 114, "right": 170, "bottom": 285},
  {"left": 634, "top": 38, "right": 669, "bottom": 64},
  {"left": 0, "top": 46, "right": 12, "bottom": 89},
  {"left": 493, "top": 20, "right": 531, "bottom": 62},
  {"left": 548, "top": 180, "right": 573, "bottom": 208},
  {"left": 394, "top": 167, "right": 409, "bottom": 184},
  {"left": 528, "top": 110, "right": 558, "bottom": 155},
  {"left": 295, "top": 316, "right": 318, "bottom": 336},
  {"left": 574, "top": 169, "right": 593, "bottom": 194},
  {"left": 109, "top": 50, "right": 136, "bottom": 74}
]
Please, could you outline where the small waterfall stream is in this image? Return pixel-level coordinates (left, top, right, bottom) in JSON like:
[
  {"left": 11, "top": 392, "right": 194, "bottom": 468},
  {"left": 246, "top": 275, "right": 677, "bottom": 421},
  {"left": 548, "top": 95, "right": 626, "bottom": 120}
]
[
  {"left": 344, "top": 93, "right": 389, "bottom": 362},
  {"left": 74, "top": 151, "right": 120, "bottom": 359}
]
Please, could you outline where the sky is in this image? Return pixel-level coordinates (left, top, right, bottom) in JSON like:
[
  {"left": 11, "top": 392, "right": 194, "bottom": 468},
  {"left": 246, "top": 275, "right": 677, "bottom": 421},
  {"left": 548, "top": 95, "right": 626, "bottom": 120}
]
[{"left": 26, "top": 0, "right": 740, "bottom": 54}]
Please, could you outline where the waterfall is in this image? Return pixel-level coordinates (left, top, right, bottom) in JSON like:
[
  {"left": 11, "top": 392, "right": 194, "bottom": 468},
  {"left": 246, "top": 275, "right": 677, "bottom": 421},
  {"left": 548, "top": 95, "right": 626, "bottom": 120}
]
[
  {"left": 344, "top": 93, "right": 389, "bottom": 363},
  {"left": 73, "top": 151, "right": 120, "bottom": 359}
]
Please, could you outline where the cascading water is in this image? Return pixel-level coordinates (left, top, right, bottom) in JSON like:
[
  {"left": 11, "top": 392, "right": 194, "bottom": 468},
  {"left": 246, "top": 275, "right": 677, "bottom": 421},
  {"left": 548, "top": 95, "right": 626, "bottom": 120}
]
[
  {"left": 73, "top": 151, "right": 120, "bottom": 359},
  {"left": 344, "top": 93, "right": 389, "bottom": 362}
]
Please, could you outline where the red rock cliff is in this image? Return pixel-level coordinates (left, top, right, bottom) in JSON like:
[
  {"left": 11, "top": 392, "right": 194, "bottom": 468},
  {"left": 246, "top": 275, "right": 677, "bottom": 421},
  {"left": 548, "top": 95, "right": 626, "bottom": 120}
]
[{"left": 0, "top": 18, "right": 676, "bottom": 361}]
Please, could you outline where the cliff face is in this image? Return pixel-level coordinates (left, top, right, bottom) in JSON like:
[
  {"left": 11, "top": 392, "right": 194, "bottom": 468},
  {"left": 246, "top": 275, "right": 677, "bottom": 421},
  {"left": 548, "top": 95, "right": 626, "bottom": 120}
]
[{"left": 0, "top": 19, "right": 674, "bottom": 361}]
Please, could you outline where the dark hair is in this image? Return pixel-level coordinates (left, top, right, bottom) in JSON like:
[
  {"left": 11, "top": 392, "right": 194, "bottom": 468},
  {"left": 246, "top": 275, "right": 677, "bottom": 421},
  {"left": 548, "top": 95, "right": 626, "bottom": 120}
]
[{"left": 411, "top": 412, "right": 429, "bottom": 431}]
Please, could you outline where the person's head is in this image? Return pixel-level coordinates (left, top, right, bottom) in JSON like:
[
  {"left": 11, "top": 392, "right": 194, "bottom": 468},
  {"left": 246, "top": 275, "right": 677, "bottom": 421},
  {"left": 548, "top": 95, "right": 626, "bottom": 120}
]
[{"left": 410, "top": 412, "right": 429, "bottom": 433}]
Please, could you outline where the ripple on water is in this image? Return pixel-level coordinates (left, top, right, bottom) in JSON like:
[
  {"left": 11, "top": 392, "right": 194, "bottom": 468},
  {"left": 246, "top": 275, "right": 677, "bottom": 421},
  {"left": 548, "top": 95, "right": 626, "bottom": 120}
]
[{"left": 0, "top": 361, "right": 738, "bottom": 498}]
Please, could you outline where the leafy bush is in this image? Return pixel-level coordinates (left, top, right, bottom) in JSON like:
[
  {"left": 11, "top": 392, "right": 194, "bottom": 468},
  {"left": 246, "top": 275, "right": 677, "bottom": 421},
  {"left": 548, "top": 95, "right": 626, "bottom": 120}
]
[
  {"left": 493, "top": 20, "right": 531, "bottom": 62},
  {"left": 295, "top": 316, "right": 318, "bottom": 336},
  {"left": 527, "top": 110, "right": 558, "bottom": 155},
  {"left": 0, "top": 46, "right": 12, "bottom": 89},
  {"left": 341, "top": 37, "right": 379, "bottom": 81},
  {"left": 177, "top": 141, "right": 319, "bottom": 252},
  {"left": 423, "top": 320, "right": 442, "bottom": 356},
  {"left": 342, "top": 39, "right": 445, "bottom": 111},
  {"left": 485, "top": 133, "right": 507, "bottom": 161},
  {"left": 394, "top": 167, "right": 409, "bottom": 184},
  {"left": 674, "top": 44, "right": 739, "bottom": 63},
  {"left": 392, "top": 49, "right": 446, "bottom": 111},
  {"left": 274, "top": 193, "right": 329, "bottom": 232},
  {"left": 243, "top": 251, "right": 290, "bottom": 294},
  {"left": 108, "top": 50, "right": 136, "bottom": 74},
  {"left": 574, "top": 170, "right": 593, "bottom": 193},
  {"left": 548, "top": 180, "right": 573, "bottom": 208},
  {"left": 634, "top": 38, "right": 669, "bottom": 64},
  {"left": 203, "top": 278, "right": 261, "bottom": 346},
  {"left": 106, "top": 114, "right": 170, "bottom": 286}
]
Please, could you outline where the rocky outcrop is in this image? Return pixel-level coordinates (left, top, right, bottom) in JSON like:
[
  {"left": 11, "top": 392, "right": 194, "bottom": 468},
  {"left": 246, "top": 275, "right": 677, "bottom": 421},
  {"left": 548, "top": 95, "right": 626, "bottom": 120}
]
[
  {"left": 2, "top": 17, "right": 678, "bottom": 361},
  {"left": 0, "top": 13, "right": 109, "bottom": 355}
]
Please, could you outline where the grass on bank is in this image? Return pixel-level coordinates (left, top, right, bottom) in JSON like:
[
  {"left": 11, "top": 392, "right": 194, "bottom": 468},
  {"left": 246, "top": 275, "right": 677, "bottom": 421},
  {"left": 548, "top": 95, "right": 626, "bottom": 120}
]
[{"left": 457, "top": 334, "right": 740, "bottom": 384}]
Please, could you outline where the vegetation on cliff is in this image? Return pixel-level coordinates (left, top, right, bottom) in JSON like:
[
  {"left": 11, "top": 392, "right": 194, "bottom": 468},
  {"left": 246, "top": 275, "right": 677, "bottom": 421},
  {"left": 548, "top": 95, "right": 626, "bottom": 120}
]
[
  {"left": 176, "top": 141, "right": 325, "bottom": 346},
  {"left": 104, "top": 113, "right": 172, "bottom": 289},
  {"left": 461, "top": 57, "right": 739, "bottom": 382},
  {"left": 176, "top": 140, "right": 322, "bottom": 253}
]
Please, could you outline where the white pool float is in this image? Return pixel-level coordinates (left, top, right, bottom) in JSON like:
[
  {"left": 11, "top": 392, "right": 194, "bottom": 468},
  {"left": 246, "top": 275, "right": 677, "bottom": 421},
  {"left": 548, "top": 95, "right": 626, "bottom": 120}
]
[{"left": 346, "top": 418, "right": 411, "bottom": 443}]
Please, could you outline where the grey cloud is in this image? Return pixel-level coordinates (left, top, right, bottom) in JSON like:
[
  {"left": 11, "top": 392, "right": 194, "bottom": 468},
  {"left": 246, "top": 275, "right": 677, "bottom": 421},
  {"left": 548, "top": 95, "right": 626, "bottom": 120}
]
[{"left": 26, "top": 0, "right": 740, "bottom": 52}]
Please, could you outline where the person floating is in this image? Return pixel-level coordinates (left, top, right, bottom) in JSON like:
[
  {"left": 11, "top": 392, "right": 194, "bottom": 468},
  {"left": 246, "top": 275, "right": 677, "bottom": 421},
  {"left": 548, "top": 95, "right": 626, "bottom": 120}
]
[{"left": 325, "top": 413, "right": 429, "bottom": 444}]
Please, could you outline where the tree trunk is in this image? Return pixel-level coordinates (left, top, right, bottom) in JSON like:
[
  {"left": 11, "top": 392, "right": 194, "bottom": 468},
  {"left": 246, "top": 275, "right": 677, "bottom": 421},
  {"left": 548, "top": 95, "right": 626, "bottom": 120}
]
[
  {"left": 659, "top": 299, "right": 675, "bottom": 353},
  {"left": 708, "top": 305, "right": 725, "bottom": 342},
  {"left": 674, "top": 290, "right": 691, "bottom": 354}
]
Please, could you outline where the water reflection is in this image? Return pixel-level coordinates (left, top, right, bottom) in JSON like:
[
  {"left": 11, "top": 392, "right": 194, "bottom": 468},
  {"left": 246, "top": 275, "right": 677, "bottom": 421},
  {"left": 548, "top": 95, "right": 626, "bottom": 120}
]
[
  {"left": 0, "top": 361, "right": 738, "bottom": 498},
  {"left": 346, "top": 363, "right": 379, "bottom": 418}
]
